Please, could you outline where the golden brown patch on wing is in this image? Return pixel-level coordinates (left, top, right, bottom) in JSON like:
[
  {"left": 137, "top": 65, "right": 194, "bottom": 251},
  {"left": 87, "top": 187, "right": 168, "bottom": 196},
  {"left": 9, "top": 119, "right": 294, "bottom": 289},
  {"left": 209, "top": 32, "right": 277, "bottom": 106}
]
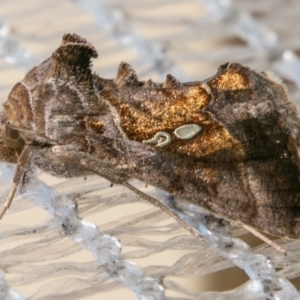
[
  {"left": 101, "top": 83, "right": 245, "bottom": 159},
  {"left": 102, "top": 85, "right": 209, "bottom": 139},
  {"left": 211, "top": 69, "right": 249, "bottom": 90},
  {"left": 174, "top": 122, "right": 244, "bottom": 158},
  {"left": 85, "top": 116, "right": 104, "bottom": 134}
]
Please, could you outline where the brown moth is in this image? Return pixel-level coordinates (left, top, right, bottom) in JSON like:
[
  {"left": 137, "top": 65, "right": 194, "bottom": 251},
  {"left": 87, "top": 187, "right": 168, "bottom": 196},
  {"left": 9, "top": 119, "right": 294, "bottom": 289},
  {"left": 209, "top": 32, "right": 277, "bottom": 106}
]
[{"left": 1, "top": 33, "right": 300, "bottom": 239}]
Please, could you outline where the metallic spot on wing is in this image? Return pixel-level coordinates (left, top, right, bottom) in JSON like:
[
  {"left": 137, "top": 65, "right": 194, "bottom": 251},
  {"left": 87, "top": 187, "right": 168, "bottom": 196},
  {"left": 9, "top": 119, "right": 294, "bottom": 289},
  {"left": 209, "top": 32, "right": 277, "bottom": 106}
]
[
  {"left": 143, "top": 131, "right": 172, "bottom": 148},
  {"left": 174, "top": 124, "right": 202, "bottom": 140}
]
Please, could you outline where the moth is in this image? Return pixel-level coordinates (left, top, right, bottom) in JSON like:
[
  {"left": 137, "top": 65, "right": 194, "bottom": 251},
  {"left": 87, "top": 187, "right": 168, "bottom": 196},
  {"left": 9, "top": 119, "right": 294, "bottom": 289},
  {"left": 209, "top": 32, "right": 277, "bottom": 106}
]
[{"left": 1, "top": 33, "right": 300, "bottom": 240}]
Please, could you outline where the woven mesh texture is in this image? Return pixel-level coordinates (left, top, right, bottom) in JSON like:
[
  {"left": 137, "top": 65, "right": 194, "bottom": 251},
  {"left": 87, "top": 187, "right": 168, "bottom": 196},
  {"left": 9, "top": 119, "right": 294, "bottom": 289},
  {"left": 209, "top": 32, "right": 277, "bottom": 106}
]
[{"left": 0, "top": 1, "right": 300, "bottom": 299}]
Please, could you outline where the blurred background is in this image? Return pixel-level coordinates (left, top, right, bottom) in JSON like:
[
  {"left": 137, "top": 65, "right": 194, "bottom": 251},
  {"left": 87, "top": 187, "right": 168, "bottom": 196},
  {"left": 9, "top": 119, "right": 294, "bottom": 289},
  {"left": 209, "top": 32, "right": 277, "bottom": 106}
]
[{"left": 0, "top": 0, "right": 300, "bottom": 299}]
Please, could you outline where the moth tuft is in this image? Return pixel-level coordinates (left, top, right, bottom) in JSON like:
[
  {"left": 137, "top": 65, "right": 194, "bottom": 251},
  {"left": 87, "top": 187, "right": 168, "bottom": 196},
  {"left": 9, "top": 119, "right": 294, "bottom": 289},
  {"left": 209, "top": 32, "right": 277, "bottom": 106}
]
[
  {"left": 163, "top": 74, "right": 181, "bottom": 88},
  {"left": 114, "top": 62, "right": 138, "bottom": 87}
]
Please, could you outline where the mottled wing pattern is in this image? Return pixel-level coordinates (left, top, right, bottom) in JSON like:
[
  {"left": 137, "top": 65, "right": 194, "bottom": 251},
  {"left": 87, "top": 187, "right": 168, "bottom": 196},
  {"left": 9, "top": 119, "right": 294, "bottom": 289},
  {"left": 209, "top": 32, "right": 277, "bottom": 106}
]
[{"left": 1, "top": 34, "right": 300, "bottom": 238}]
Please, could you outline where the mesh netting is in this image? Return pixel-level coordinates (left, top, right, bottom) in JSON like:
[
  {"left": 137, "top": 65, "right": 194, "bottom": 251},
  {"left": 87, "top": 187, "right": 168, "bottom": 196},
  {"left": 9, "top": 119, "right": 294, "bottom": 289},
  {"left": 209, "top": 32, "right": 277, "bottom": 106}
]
[{"left": 0, "top": 1, "right": 300, "bottom": 299}]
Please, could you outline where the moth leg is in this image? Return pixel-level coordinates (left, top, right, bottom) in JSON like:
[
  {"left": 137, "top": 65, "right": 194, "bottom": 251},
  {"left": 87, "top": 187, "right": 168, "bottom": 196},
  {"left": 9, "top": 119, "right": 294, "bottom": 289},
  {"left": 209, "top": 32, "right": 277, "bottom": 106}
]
[
  {"left": 0, "top": 146, "right": 32, "bottom": 219},
  {"left": 242, "top": 224, "right": 287, "bottom": 255},
  {"left": 0, "top": 183, "right": 17, "bottom": 219}
]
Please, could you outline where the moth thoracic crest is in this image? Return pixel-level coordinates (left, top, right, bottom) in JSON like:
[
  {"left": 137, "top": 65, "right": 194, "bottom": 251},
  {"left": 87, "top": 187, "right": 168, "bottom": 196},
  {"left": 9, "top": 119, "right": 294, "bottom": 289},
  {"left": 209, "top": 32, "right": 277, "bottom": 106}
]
[{"left": 1, "top": 33, "right": 300, "bottom": 241}]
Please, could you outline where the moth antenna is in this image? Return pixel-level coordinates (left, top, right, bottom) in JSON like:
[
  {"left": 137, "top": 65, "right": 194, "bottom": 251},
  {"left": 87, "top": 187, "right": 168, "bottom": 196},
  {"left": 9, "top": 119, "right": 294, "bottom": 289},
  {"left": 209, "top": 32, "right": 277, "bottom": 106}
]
[
  {"left": 114, "top": 62, "right": 138, "bottom": 87},
  {"left": 242, "top": 224, "right": 287, "bottom": 255},
  {"left": 0, "top": 182, "right": 17, "bottom": 219},
  {"left": 122, "top": 182, "right": 202, "bottom": 239},
  {"left": 125, "top": 181, "right": 288, "bottom": 255},
  {"left": 163, "top": 74, "right": 181, "bottom": 88}
]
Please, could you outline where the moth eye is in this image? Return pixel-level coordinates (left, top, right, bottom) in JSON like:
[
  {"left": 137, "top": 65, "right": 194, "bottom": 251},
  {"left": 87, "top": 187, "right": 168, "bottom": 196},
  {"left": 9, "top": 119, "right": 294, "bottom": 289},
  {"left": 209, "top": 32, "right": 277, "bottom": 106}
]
[
  {"left": 2, "top": 127, "right": 24, "bottom": 150},
  {"left": 8, "top": 129, "right": 20, "bottom": 140}
]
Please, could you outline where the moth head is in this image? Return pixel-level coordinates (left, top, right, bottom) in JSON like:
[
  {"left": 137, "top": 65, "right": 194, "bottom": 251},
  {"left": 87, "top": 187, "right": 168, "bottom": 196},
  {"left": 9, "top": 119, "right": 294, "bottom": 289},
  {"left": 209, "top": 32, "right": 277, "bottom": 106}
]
[{"left": 0, "top": 68, "right": 37, "bottom": 162}]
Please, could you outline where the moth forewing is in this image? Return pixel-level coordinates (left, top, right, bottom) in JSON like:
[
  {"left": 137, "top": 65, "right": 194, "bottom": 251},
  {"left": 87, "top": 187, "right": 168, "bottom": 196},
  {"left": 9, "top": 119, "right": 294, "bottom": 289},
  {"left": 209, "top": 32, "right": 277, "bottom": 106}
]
[{"left": 1, "top": 33, "right": 300, "bottom": 243}]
